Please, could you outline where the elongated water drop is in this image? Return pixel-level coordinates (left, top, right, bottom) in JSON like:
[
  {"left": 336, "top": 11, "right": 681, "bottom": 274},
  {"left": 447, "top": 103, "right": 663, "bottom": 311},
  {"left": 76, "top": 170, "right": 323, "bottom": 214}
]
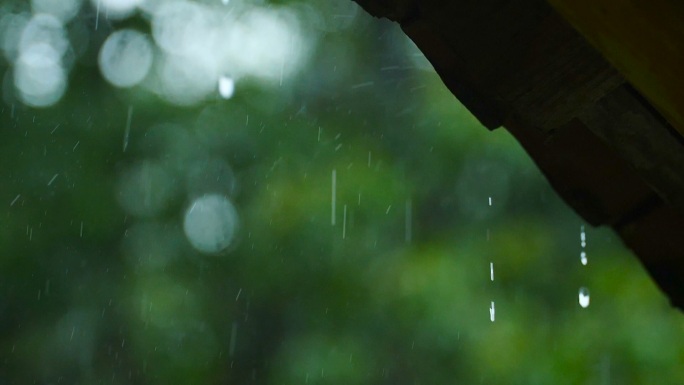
[
  {"left": 579, "top": 287, "right": 590, "bottom": 308},
  {"left": 218, "top": 76, "right": 235, "bottom": 99}
]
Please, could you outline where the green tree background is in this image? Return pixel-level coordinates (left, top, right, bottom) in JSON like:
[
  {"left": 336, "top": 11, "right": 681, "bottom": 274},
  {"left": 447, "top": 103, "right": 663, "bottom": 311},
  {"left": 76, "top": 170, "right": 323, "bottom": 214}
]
[{"left": 1, "top": 0, "right": 683, "bottom": 383}]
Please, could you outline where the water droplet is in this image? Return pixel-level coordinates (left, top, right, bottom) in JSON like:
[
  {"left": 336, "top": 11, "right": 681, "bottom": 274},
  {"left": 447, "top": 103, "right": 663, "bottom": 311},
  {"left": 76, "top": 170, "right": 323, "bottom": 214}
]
[
  {"left": 489, "top": 301, "right": 495, "bottom": 322},
  {"left": 490, "top": 262, "right": 494, "bottom": 281},
  {"left": 218, "top": 76, "right": 235, "bottom": 99},
  {"left": 580, "top": 251, "right": 587, "bottom": 265},
  {"left": 488, "top": 196, "right": 492, "bottom": 206},
  {"left": 579, "top": 287, "right": 590, "bottom": 308}
]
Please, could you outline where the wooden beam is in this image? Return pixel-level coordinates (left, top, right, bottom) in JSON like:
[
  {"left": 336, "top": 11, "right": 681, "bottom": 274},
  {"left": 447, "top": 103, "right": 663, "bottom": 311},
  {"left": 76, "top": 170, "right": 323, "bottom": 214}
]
[{"left": 545, "top": 0, "right": 684, "bottom": 137}]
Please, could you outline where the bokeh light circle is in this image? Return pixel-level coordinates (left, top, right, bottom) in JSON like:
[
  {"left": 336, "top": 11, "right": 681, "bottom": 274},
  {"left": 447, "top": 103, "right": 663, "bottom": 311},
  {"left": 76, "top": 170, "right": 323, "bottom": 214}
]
[
  {"left": 183, "top": 194, "right": 238, "bottom": 254},
  {"left": 14, "top": 43, "right": 67, "bottom": 107},
  {"left": 99, "top": 29, "right": 153, "bottom": 88}
]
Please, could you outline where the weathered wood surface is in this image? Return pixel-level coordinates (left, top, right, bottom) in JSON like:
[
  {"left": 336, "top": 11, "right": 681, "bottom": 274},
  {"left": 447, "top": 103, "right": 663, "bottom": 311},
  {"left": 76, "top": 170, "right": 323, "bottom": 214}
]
[
  {"left": 352, "top": 0, "right": 684, "bottom": 310},
  {"left": 546, "top": 0, "right": 684, "bottom": 137}
]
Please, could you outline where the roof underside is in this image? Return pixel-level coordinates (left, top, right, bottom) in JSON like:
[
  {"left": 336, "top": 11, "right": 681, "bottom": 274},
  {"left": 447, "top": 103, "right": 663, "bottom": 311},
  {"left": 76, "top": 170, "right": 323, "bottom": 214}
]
[{"left": 352, "top": 0, "right": 684, "bottom": 310}]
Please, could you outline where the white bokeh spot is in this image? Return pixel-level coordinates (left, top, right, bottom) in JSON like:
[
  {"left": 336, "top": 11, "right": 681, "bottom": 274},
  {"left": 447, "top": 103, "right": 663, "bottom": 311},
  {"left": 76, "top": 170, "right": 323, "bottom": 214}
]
[
  {"left": 183, "top": 194, "right": 239, "bottom": 254},
  {"left": 14, "top": 43, "right": 67, "bottom": 107},
  {"left": 99, "top": 29, "right": 153, "bottom": 88}
]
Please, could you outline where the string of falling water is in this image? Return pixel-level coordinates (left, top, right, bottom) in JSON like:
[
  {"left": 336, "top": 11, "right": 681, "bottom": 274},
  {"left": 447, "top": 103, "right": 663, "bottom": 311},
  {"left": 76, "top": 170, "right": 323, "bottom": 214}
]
[
  {"left": 579, "top": 225, "right": 590, "bottom": 308},
  {"left": 580, "top": 225, "right": 587, "bottom": 265},
  {"left": 489, "top": 197, "right": 495, "bottom": 321},
  {"left": 490, "top": 262, "right": 494, "bottom": 281}
]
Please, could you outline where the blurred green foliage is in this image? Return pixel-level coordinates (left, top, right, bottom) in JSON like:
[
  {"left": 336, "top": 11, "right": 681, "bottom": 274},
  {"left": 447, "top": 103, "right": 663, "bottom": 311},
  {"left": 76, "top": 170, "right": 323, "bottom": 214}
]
[{"left": 1, "top": 0, "right": 683, "bottom": 384}]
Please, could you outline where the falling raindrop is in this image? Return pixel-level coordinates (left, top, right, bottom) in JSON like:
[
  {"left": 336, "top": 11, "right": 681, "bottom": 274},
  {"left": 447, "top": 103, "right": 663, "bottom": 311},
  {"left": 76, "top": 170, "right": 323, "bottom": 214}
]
[
  {"left": 123, "top": 105, "right": 132, "bottom": 152},
  {"left": 580, "top": 225, "right": 586, "bottom": 248},
  {"left": 342, "top": 205, "right": 347, "bottom": 239},
  {"left": 488, "top": 196, "right": 492, "bottom": 206},
  {"left": 580, "top": 251, "right": 587, "bottom": 265},
  {"left": 579, "top": 287, "right": 590, "bottom": 308},
  {"left": 218, "top": 76, "right": 235, "bottom": 99},
  {"left": 490, "top": 262, "right": 494, "bottom": 281},
  {"left": 489, "top": 301, "right": 495, "bottom": 322},
  {"left": 47, "top": 173, "right": 59, "bottom": 186}
]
